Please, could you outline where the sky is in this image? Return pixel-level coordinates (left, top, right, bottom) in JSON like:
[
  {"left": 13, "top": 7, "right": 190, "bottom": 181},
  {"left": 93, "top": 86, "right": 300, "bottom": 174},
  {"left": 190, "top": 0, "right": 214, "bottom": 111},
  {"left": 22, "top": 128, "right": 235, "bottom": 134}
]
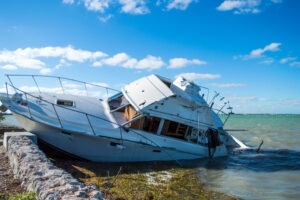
[{"left": 0, "top": 0, "right": 300, "bottom": 114}]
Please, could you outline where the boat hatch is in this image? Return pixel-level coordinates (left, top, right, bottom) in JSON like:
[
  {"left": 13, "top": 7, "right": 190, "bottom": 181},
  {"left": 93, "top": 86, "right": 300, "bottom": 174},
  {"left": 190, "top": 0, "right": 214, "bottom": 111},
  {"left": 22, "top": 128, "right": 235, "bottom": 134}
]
[{"left": 56, "top": 99, "right": 75, "bottom": 107}]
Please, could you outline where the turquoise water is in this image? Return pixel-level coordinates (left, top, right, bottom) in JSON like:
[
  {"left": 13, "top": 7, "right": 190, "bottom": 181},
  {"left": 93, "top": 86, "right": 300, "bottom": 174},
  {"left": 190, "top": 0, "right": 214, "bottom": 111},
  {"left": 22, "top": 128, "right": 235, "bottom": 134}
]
[
  {"left": 200, "top": 114, "right": 300, "bottom": 200},
  {"left": 1, "top": 114, "right": 300, "bottom": 199}
]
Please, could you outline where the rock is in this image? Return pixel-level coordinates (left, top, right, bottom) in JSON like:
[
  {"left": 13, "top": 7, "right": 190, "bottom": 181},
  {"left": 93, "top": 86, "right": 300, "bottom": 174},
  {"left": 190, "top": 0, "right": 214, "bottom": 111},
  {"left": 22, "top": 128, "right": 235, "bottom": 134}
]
[{"left": 6, "top": 136, "right": 103, "bottom": 200}]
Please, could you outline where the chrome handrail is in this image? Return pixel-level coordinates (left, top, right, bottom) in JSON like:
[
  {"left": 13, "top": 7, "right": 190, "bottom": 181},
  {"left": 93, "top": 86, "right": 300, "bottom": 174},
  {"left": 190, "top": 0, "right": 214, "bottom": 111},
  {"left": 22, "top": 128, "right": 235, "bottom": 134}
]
[
  {"left": 5, "top": 82, "right": 160, "bottom": 147},
  {"left": 5, "top": 74, "right": 120, "bottom": 98}
]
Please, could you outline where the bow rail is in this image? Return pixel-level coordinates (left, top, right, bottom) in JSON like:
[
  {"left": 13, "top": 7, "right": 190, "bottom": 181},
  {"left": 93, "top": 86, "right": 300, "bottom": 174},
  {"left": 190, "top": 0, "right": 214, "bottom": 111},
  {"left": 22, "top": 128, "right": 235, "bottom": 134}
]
[{"left": 5, "top": 74, "right": 120, "bottom": 99}]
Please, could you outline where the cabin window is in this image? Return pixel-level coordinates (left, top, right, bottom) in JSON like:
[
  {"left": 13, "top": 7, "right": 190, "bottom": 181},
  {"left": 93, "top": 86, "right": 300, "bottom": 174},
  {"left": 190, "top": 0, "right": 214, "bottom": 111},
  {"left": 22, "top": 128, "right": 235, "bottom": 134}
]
[
  {"left": 161, "top": 120, "right": 188, "bottom": 139},
  {"left": 130, "top": 116, "right": 161, "bottom": 134},
  {"left": 57, "top": 99, "right": 74, "bottom": 107}
]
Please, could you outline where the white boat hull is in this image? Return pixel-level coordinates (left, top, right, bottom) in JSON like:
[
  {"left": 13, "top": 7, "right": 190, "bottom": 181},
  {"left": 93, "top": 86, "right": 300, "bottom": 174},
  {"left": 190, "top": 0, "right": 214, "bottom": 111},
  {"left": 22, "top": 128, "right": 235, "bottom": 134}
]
[{"left": 13, "top": 112, "right": 228, "bottom": 162}]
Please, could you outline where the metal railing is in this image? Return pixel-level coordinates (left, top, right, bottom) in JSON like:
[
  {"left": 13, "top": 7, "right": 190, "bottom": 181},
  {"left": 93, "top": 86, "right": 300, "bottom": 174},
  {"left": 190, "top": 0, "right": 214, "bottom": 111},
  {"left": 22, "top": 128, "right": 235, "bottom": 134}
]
[
  {"left": 4, "top": 82, "right": 160, "bottom": 148},
  {"left": 5, "top": 74, "right": 120, "bottom": 99}
]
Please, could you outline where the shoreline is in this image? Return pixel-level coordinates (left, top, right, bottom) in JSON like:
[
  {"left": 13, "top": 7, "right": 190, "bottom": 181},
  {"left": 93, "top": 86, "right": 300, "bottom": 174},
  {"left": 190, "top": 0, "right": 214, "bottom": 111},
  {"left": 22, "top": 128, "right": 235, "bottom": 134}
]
[{"left": 0, "top": 125, "right": 240, "bottom": 200}]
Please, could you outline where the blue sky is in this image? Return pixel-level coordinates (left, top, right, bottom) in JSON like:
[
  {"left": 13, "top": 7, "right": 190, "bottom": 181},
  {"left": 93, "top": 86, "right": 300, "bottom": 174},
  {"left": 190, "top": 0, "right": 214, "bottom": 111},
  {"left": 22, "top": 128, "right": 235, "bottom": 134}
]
[{"left": 0, "top": 0, "right": 300, "bottom": 114}]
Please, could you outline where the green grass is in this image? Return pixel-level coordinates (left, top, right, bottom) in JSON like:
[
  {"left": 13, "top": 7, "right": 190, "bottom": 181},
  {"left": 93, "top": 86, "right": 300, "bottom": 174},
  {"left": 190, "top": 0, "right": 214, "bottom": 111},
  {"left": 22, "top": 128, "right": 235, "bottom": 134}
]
[
  {"left": 53, "top": 160, "right": 239, "bottom": 200},
  {"left": 0, "top": 192, "right": 36, "bottom": 200}
]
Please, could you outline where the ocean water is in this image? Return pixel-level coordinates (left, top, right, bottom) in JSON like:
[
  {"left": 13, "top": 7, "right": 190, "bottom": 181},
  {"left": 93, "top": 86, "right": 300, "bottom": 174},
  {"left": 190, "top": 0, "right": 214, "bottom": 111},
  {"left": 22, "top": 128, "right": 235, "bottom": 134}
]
[
  {"left": 1, "top": 114, "right": 300, "bottom": 199},
  {"left": 198, "top": 114, "right": 300, "bottom": 200}
]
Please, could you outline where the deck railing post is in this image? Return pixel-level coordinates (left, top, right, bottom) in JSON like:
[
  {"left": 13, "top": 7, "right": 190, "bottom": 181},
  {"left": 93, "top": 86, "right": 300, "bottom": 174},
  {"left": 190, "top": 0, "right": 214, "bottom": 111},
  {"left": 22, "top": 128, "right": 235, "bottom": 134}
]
[
  {"left": 24, "top": 93, "right": 32, "bottom": 118},
  {"left": 52, "top": 104, "right": 63, "bottom": 128},
  {"left": 86, "top": 114, "right": 95, "bottom": 135},
  {"left": 32, "top": 75, "right": 41, "bottom": 94},
  {"left": 5, "top": 83, "right": 9, "bottom": 98},
  {"left": 58, "top": 77, "right": 65, "bottom": 94},
  {"left": 6, "top": 75, "right": 17, "bottom": 93},
  {"left": 84, "top": 83, "right": 89, "bottom": 96}
]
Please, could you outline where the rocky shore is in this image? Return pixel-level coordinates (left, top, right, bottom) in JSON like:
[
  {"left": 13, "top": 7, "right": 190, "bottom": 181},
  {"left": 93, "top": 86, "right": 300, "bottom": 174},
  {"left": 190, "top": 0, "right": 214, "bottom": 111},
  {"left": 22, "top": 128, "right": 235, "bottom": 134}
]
[
  {"left": 0, "top": 143, "right": 25, "bottom": 197},
  {"left": 0, "top": 126, "right": 103, "bottom": 200},
  {"left": 0, "top": 126, "right": 26, "bottom": 199},
  {"left": 0, "top": 126, "right": 239, "bottom": 200}
]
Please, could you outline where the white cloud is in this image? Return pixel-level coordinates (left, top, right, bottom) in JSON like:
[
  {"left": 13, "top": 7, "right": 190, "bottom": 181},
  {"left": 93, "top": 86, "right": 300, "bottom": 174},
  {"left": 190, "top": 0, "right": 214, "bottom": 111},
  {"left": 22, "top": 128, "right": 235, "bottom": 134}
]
[
  {"left": 211, "top": 83, "right": 245, "bottom": 88},
  {"left": 176, "top": 72, "right": 221, "bottom": 81},
  {"left": 236, "top": 42, "right": 281, "bottom": 60},
  {"left": 217, "top": 0, "right": 261, "bottom": 14},
  {"left": 63, "top": 0, "right": 199, "bottom": 16},
  {"left": 39, "top": 68, "right": 52, "bottom": 75},
  {"left": 1, "top": 64, "right": 18, "bottom": 70},
  {"left": 280, "top": 57, "right": 296, "bottom": 64},
  {"left": 166, "top": 0, "right": 195, "bottom": 11},
  {"left": 119, "top": 0, "right": 150, "bottom": 14},
  {"left": 122, "top": 58, "right": 138, "bottom": 68},
  {"left": 10, "top": 46, "right": 107, "bottom": 62},
  {"left": 217, "top": 0, "right": 246, "bottom": 11},
  {"left": 1, "top": 46, "right": 210, "bottom": 72},
  {"left": 132, "top": 55, "right": 165, "bottom": 70},
  {"left": 102, "top": 52, "right": 130, "bottom": 66},
  {"left": 62, "top": 0, "right": 74, "bottom": 4},
  {"left": 54, "top": 59, "right": 71, "bottom": 70},
  {"left": 82, "top": 0, "right": 111, "bottom": 13},
  {"left": 168, "top": 58, "right": 206, "bottom": 69},
  {"left": 100, "top": 54, "right": 165, "bottom": 70},
  {"left": 217, "top": 0, "right": 282, "bottom": 14},
  {"left": 0, "top": 46, "right": 107, "bottom": 74},
  {"left": 98, "top": 14, "right": 113, "bottom": 22}
]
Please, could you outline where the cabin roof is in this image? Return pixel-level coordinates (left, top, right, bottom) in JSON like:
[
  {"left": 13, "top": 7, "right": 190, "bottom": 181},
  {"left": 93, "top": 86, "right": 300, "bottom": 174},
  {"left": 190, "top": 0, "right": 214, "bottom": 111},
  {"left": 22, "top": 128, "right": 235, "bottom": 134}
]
[{"left": 122, "top": 74, "right": 174, "bottom": 111}]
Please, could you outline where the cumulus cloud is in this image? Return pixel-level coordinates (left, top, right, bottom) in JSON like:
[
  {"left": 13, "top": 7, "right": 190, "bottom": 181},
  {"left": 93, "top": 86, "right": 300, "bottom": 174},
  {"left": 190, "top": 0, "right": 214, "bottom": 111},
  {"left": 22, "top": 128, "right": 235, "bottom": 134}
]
[
  {"left": 1, "top": 46, "right": 208, "bottom": 72},
  {"left": 119, "top": 0, "right": 150, "bottom": 14},
  {"left": 168, "top": 58, "right": 206, "bottom": 69},
  {"left": 63, "top": 0, "right": 199, "bottom": 16},
  {"left": 63, "top": 0, "right": 150, "bottom": 15},
  {"left": 235, "top": 42, "right": 281, "bottom": 60},
  {"left": 102, "top": 52, "right": 130, "bottom": 66},
  {"left": 94, "top": 53, "right": 165, "bottom": 70},
  {"left": 0, "top": 46, "right": 107, "bottom": 74},
  {"left": 217, "top": 0, "right": 282, "bottom": 14},
  {"left": 82, "top": 0, "right": 111, "bottom": 13},
  {"left": 1, "top": 64, "right": 18, "bottom": 70},
  {"left": 131, "top": 55, "right": 165, "bottom": 70},
  {"left": 176, "top": 72, "right": 221, "bottom": 81},
  {"left": 166, "top": 0, "right": 196, "bottom": 11}
]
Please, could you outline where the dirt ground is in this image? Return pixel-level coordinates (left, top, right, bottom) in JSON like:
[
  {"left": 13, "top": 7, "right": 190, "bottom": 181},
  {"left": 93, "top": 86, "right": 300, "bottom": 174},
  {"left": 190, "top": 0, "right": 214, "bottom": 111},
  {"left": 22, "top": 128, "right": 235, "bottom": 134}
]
[
  {"left": 0, "top": 126, "right": 25, "bottom": 198},
  {"left": 0, "top": 145, "right": 25, "bottom": 197}
]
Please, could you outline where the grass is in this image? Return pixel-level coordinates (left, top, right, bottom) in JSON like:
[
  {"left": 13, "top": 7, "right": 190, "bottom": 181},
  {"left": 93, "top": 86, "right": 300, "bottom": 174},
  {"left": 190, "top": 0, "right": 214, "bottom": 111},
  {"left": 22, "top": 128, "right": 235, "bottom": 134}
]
[
  {"left": 53, "top": 159, "right": 239, "bottom": 200},
  {"left": 0, "top": 192, "right": 36, "bottom": 200}
]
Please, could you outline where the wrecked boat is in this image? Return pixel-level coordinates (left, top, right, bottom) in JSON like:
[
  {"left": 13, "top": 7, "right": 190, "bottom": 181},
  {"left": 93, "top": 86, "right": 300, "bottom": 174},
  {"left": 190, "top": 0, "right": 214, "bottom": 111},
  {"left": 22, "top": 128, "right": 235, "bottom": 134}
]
[{"left": 0, "top": 74, "right": 247, "bottom": 162}]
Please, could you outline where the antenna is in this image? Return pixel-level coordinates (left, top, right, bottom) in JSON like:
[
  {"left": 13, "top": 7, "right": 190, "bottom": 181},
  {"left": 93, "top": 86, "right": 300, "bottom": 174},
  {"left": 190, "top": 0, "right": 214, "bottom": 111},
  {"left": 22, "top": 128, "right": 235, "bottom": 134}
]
[
  {"left": 209, "top": 91, "right": 219, "bottom": 109},
  {"left": 217, "top": 101, "right": 228, "bottom": 114},
  {"left": 223, "top": 104, "right": 234, "bottom": 125}
]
